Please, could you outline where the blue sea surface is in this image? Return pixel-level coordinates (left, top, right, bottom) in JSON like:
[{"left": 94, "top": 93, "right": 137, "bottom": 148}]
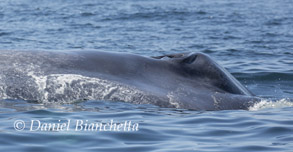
[{"left": 0, "top": 0, "right": 293, "bottom": 151}]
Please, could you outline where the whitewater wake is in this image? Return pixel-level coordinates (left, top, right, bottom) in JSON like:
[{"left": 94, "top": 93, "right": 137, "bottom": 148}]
[{"left": 249, "top": 98, "right": 293, "bottom": 111}]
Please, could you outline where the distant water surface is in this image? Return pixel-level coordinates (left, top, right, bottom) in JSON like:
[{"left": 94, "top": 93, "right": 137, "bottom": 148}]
[{"left": 0, "top": 0, "right": 293, "bottom": 151}]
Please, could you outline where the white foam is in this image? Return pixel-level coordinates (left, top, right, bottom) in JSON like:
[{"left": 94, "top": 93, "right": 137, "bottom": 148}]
[{"left": 249, "top": 98, "right": 293, "bottom": 111}]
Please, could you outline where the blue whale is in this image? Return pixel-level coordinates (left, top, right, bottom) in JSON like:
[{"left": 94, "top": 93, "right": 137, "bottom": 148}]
[{"left": 0, "top": 50, "right": 260, "bottom": 110}]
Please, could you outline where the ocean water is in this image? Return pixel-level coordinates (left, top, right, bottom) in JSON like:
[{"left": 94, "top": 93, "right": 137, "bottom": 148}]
[{"left": 0, "top": 0, "right": 293, "bottom": 151}]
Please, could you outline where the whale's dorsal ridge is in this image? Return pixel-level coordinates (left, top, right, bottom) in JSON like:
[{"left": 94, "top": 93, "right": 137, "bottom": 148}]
[{"left": 0, "top": 50, "right": 260, "bottom": 110}]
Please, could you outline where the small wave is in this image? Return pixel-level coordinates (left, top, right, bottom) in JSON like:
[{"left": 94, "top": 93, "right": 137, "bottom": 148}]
[
  {"left": 0, "top": 32, "right": 11, "bottom": 37},
  {"left": 249, "top": 98, "right": 293, "bottom": 111},
  {"left": 234, "top": 72, "right": 293, "bottom": 81},
  {"left": 80, "top": 12, "right": 96, "bottom": 17},
  {"left": 102, "top": 9, "right": 206, "bottom": 22}
]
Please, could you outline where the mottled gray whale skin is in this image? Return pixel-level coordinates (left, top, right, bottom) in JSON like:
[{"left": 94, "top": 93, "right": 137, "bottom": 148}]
[{"left": 0, "top": 50, "right": 260, "bottom": 110}]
